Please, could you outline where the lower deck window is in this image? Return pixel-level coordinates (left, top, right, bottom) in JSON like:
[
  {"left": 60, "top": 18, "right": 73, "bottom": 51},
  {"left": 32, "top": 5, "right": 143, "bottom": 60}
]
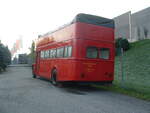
[
  {"left": 52, "top": 49, "right": 56, "bottom": 58},
  {"left": 44, "top": 50, "right": 49, "bottom": 58},
  {"left": 40, "top": 51, "right": 44, "bottom": 58},
  {"left": 64, "top": 46, "right": 72, "bottom": 57},
  {"left": 39, "top": 45, "right": 72, "bottom": 59},
  {"left": 57, "top": 47, "right": 64, "bottom": 58}
]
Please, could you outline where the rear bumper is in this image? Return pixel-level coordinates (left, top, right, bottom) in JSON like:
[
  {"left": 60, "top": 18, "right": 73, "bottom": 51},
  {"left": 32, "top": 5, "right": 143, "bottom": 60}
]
[{"left": 59, "top": 80, "right": 113, "bottom": 85}]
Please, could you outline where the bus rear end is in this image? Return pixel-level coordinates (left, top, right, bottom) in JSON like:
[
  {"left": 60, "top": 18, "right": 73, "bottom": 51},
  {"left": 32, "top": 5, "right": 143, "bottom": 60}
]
[
  {"left": 72, "top": 14, "right": 115, "bottom": 84},
  {"left": 33, "top": 13, "right": 115, "bottom": 85},
  {"left": 74, "top": 40, "right": 115, "bottom": 84}
]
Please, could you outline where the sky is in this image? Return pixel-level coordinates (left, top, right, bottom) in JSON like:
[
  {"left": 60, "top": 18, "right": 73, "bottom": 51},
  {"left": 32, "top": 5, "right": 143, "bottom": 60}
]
[{"left": 0, "top": 0, "right": 149, "bottom": 54}]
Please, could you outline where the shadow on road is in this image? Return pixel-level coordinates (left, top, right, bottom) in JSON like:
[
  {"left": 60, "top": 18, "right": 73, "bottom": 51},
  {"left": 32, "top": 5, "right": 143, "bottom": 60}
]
[
  {"left": 60, "top": 84, "right": 107, "bottom": 95},
  {"left": 37, "top": 77, "right": 107, "bottom": 95}
]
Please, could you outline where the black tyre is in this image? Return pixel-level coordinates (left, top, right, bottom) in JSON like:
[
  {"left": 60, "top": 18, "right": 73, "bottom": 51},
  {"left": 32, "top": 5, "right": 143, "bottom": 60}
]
[
  {"left": 32, "top": 74, "right": 36, "bottom": 78},
  {"left": 32, "top": 68, "right": 36, "bottom": 78}
]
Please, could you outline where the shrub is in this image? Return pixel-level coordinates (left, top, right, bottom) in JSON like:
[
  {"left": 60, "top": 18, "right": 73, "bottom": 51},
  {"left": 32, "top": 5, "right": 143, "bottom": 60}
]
[
  {"left": 115, "top": 38, "right": 130, "bottom": 51},
  {"left": 0, "top": 41, "right": 11, "bottom": 71}
]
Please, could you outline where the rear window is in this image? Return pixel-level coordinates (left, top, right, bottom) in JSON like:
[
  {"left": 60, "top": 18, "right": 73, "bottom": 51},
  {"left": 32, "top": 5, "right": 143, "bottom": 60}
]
[
  {"left": 99, "top": 48, "right": 110, "bottom": 59},
  {"left": 86, "top": 47, "right": 98, "bottom": 58}
]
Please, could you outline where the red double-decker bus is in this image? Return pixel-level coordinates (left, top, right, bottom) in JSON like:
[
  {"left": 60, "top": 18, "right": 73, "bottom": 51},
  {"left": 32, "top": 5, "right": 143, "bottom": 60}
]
[{"left": 32, "top": 13, "right": 115, "bottom": 86}]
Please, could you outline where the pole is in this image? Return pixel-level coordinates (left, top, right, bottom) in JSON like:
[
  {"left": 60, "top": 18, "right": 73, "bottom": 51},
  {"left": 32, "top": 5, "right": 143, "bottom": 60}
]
[
  {"left": 129, "top": 11, "right": 132, "bottom": 42},
  {"left": 119, "top": 39, "right": 125, "bottom": 88},
  {"left": 120, "top": 48, "right": 125, "bottom": 88}
]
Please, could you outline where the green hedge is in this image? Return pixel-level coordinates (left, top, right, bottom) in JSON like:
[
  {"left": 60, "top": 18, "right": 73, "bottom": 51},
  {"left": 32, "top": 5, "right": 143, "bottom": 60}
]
[
  {"left": 0, "top": 42, "right": 11, "bottom": 71},
  {"left": 115, "top": 38, "right": 130, "bottom": 56},
  {"left": 115, "top": 38, "right": 130, "bottom": 51}
]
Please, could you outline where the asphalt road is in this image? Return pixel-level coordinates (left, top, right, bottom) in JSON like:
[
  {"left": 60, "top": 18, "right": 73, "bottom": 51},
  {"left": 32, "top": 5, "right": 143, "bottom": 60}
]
[{"left": 0, "top": 66, "right": 150, "bottom": 113}]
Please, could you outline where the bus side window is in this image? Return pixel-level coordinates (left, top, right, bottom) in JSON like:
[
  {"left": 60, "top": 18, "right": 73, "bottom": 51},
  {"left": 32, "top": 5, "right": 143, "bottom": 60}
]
[
  {"left": 52, "top": 49, "right": 56, "bottom": 58},
  {"left": 64, "top": 46, "right": 72, "bottom": 57},
  {"left": 99, "top": 48, "right": 110, "bottom": 60},
  {"left": 68, "top": 46, "right": 72, "bottom": 57},
  {"left": 45, "top": 50, "right": 49, "bottom": 58},
  {"left": 51, "top": 49, "right": 54, "bottom": 58},
  {"left": 57, "top": 47, "right": 64, "bottom": 58},
  {"left": 43, "top": 51, "right": 46, "bottom": 59},
  {"left": 40, "top": 51, "right": 44, "bottom": 59}
]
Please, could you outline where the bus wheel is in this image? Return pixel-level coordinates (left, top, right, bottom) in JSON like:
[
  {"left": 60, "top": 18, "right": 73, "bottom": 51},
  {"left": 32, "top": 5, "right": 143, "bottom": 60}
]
[
  {"left": 32, "top": 66, "right": 36, "bottom": 78},
  {"left": 32, "top": 71, "right": 36, "bottom": 78},
  {"left": 32, "top": 72, "right": 36, "bottom": 78},
  {"left": 32, "top": 74, "right": 36, "bottom": 78},
  {"left": 51, "top": 69, "right": 58, "bottom": 86}
]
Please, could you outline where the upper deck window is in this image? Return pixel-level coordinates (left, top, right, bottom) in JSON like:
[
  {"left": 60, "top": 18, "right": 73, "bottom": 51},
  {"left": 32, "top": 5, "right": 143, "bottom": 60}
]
[
  {"left": 99, "top": 48, "right": 110, "bottom": 59},
  {"left": 86, "top": 47, "right": 98, "bottom": 58}
]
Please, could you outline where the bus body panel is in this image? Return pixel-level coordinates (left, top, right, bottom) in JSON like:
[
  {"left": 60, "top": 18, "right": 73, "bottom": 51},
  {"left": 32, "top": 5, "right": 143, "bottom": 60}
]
[{"left": 75, "top": 22, "right": 114, "bottom": 42}]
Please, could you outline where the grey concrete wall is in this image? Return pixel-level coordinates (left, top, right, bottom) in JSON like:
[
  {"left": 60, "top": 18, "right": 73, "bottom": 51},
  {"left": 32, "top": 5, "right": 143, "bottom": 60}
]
[
  {"left": 131, "top": 7, "right": 150, "bottom": 41},
  {"left": 114, "top": 12, "right": 131, "bottom": 40},
  {"left": 114, "top": 7, "right": 150, "bottom": 42}
]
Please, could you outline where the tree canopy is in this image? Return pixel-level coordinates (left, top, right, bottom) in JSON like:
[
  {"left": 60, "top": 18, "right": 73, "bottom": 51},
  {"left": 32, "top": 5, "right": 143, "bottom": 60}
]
[
  {"left": 0, "top": 41, "right": 11, "bottom": 71},
  {"left": 28, "top": 41, "right": 35, "bottom": 64}
]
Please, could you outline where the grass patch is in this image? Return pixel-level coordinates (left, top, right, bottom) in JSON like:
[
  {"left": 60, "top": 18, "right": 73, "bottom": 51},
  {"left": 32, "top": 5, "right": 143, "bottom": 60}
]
[
  {"left": 96, "top": 39, "right": 150, "bottom": 101},
  {"left": 94, "top": 84, "right": 150, "bottom": 101}
]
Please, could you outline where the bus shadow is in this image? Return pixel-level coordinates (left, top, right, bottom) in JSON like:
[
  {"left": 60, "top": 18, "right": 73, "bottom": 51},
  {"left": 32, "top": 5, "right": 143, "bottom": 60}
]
[
  {"left": 38, "top": 77, "right": 50, "bottom": 82},
  {"left": 37, "top": 77, "right": 107, "bottom": 95},
  {"left": 59, "top": 84, "right": 107, "bottom": 95}
]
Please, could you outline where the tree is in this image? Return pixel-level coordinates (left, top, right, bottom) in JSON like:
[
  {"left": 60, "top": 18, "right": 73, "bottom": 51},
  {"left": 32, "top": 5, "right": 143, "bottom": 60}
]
[
  {"left": 0, "top": 41, "right": 11, "bottom": 71},
  {"left": 28, "top": 41, "right": 36, "bottom": 64}
]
